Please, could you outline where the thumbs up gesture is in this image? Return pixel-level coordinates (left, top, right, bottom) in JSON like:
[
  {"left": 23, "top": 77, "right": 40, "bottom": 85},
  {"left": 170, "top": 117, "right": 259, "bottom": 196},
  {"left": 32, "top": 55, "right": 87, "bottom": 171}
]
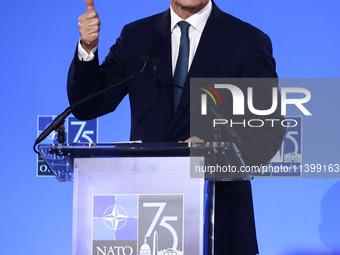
[
  {"left": 85, "top": 0, "right": 95, "bottom": 11},
  {"left": 78, "top": 0, "right": 101, "bottom": 53}
]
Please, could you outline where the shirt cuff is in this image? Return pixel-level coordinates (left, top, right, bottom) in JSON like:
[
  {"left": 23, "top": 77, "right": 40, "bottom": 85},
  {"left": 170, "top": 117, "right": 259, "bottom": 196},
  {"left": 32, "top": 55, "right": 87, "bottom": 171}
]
[{"left": 77, "top": 40, "right": 98, "bottom": 62}]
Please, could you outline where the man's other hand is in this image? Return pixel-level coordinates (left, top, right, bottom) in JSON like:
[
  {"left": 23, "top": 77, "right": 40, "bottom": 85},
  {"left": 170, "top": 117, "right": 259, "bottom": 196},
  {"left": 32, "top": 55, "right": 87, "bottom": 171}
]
[{"left": 178, "top": 136, "right": 204, "bottom": 143}]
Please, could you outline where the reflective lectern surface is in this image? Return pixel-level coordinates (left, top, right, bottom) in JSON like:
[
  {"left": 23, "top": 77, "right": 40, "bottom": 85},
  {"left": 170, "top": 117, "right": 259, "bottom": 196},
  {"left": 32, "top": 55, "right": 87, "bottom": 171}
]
[{"left": 38, "top": 142, "right": 250, "bottom": 182}]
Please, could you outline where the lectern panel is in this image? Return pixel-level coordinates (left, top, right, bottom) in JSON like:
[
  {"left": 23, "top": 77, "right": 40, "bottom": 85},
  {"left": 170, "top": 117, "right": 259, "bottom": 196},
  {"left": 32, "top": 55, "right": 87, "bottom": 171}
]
[{"left": 73, "top": 157, "right": 204, "bottom": 255}]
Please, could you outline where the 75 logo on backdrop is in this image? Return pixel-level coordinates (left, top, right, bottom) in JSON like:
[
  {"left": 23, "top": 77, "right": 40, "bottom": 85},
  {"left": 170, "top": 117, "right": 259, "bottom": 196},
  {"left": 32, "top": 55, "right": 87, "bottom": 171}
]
[
  {"left": 36, "top": 115, "right": 98, "bottom": 176},
  {"left": 68, "top": 116, "right": 97, "bottom": 143}
]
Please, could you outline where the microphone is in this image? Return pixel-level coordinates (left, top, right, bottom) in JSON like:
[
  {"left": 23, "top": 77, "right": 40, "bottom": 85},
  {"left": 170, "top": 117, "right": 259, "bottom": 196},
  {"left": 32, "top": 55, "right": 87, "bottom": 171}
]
[
  {"left": 152, "top": 57, "right": 242, "bottom": 149},
  {"left": 73, "top": 55, "right": 150, "bottom": 110},
  {"left": 34, "top": 106, "right": 72, "bottom": 151},
  {"left": 33, "top": 55, "right": 150, "bottom": 154},
  {"left": 152, "top": 58, "right": 188, "bottom": 92}
]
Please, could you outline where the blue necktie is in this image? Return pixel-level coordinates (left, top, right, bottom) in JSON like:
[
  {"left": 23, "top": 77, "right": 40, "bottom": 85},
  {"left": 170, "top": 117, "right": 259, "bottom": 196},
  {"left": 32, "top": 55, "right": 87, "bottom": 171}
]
[{"left": 173, "top": 21, "right": 190, "bottom": 113}]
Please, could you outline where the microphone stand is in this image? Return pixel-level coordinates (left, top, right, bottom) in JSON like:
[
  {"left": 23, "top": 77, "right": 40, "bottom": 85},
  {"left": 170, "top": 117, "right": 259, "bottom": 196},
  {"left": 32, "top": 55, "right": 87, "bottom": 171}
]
[{"left": 33, "top": 55, "right": 150, "bottom": 155}]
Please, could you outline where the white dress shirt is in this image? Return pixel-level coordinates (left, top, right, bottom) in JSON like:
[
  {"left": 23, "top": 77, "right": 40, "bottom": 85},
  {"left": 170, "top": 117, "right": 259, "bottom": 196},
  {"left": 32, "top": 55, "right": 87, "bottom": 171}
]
[
  {"left": 170, "top": 0, "right": 212, "bottom": 75},
  {"left": 78, "top": 0, "right": 212, "bottom": 74}
]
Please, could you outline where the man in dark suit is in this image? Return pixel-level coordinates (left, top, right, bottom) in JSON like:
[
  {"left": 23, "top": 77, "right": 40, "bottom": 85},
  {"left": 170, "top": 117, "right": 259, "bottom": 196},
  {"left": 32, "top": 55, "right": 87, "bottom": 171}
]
[{"left": 68, "top": 0, "right": 285, "bottom": 254}]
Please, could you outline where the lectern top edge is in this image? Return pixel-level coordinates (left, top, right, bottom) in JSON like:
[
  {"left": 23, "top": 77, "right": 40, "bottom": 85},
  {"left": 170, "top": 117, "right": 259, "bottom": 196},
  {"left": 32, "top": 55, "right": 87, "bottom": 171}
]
[{"left": 38, "top": 142, "right": 248, "bottom": 182}]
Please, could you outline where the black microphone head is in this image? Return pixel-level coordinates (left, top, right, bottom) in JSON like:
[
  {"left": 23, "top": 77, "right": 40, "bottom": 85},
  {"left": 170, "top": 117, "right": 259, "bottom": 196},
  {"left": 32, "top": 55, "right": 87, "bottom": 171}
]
[
  {"left": 152, "top": 57, "right": 161, "bottom": 67},
  {"left": 141, "top": 55, "right": 150, "bottom": 64}
]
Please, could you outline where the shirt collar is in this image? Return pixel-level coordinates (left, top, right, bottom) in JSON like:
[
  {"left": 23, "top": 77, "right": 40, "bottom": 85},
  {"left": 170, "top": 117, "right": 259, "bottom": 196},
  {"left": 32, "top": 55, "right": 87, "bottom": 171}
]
[{"left": 170, "top": 0, "right": 212, "bottom": 33}]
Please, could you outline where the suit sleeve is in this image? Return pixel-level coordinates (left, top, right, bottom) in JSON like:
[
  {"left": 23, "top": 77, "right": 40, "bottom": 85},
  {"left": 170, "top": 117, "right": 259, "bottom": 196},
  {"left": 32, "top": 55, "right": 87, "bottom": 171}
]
[
  {"left": 236, "top": 32, "right": 286, "bottom": 166},
  {"left": 67, "top": 26, "right": 129, "bottom": 120}
]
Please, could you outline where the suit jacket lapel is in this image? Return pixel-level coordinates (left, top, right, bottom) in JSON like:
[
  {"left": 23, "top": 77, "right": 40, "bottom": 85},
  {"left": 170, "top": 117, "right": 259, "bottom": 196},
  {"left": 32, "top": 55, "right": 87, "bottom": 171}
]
[
  {"left": 151, "top": 10, "right": 173, "bottom": 82},
  {"left": 188, "top": 3, "right": 230, "bottom": 78}
]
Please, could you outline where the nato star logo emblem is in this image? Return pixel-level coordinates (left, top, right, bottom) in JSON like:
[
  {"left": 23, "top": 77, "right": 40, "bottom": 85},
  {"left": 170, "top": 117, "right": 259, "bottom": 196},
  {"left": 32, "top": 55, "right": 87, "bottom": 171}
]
[
  {"left": 101, "top": 203, "right": 130, "bottom": 232},
  {"left": 93, "top": 195, "right": 138, "bottom": 241}
]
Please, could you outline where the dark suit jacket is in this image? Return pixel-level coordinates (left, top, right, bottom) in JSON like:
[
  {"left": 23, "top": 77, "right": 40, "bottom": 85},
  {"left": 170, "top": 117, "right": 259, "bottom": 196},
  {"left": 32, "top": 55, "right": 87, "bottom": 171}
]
[{"left": 68, "top": 2, "right": 285, "bottom": 254}]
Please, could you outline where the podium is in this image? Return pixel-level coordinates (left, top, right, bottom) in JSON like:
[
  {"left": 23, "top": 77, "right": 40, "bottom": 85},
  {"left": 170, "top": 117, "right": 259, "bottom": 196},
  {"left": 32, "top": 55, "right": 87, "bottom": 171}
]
[{"left": 38, "top": 142, "right": 250, "bottom": 255}]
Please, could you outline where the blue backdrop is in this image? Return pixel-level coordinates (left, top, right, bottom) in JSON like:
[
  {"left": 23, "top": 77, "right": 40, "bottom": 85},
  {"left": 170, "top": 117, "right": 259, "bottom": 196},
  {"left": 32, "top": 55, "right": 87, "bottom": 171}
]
[{"left": 1, "top": 0, "right": 339, "bottom": 254}]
